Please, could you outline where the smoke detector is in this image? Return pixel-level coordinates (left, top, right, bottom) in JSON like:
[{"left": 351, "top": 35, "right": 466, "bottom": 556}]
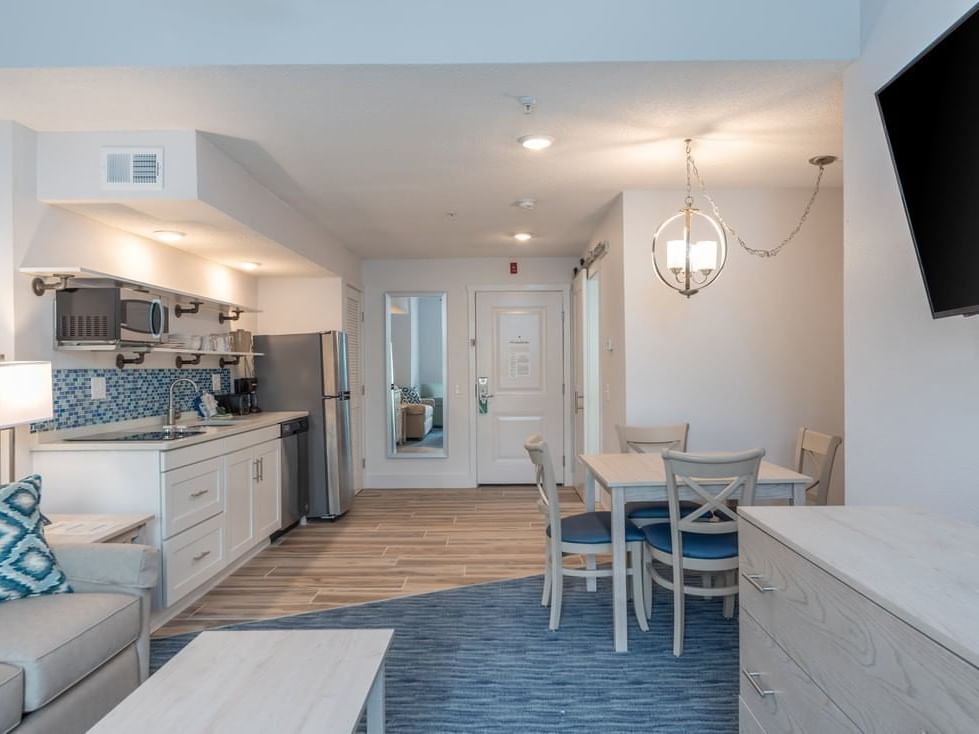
[{"left": 512, "top": 198, "right": 537, "bottom": 210}]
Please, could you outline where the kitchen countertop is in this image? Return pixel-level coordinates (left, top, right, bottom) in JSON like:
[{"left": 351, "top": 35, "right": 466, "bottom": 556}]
[{"left": 32, "top": 411, "right": 308, "bottom": 452}]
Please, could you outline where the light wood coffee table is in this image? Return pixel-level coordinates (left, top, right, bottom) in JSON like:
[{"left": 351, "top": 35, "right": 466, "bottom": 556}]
[{"left": 89, "top": 629, "right": 394, "bottom": 734}]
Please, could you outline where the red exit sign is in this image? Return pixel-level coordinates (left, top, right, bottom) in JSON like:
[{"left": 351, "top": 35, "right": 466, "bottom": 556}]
[{"left": 509, "top": 261, "right": 518, "bottom": 275}]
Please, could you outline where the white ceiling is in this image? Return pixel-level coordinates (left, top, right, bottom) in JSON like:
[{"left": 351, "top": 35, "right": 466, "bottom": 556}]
[{"left": 0, "top": 61, "right": 843, "bottom": 261}]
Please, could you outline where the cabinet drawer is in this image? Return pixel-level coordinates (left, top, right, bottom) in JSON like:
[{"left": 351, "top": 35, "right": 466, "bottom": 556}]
[
  {"left": 162, "top": 457, "right": 224, "bottom": 539},
  {"left": 162, "top": 514, "right": 225, "bottom": 606},
  {"left": 740, "top": 611, "right": 856, "bottom": 734},
  {"left": 739, "top": 519, "right": 979, "bottom": 733}
]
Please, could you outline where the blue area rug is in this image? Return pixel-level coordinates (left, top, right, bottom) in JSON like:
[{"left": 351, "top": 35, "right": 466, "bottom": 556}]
[{"left": 152, "top": 576, "right": 739, "bottom": 733}]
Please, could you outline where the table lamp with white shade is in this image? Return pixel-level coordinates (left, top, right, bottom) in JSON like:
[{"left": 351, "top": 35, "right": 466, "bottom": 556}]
[{"left": 0, "top": 361, "right": 53, "bottom": 483}]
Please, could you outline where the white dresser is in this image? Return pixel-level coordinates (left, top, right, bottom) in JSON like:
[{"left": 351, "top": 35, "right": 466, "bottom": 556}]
[{"left": 738, "top": 506, "right": 979, "bottom": 734}]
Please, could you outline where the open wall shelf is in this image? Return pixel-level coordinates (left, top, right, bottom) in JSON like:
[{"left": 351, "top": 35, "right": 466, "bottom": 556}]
[{"left": 20, "top": 266, "right": 260, "bottom": 314}]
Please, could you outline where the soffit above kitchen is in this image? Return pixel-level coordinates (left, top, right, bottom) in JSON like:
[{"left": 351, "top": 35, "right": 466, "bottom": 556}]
[{"left": 34, "top": 129, "right": 339, "bottom": 277}]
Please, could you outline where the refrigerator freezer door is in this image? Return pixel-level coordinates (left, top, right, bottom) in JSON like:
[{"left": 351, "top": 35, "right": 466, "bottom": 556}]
[
  {"left": 323, "top": 396, "right": 355, "bottom": 516},
  {"left": 322, "top": 331, "right": 350, "bottom": 397}
]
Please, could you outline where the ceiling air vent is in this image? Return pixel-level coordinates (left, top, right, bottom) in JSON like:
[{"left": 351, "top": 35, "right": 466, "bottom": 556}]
[{"left": 100, "top": 147, "right": 164, "bottom": 190}]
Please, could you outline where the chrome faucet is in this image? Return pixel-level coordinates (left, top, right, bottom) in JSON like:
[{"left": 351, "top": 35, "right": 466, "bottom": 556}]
[{"left": 167, "top": 378, "right": 201, "bottom": 427}]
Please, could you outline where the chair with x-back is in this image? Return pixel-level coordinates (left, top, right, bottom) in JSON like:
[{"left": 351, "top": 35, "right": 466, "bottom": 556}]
[
  {"left": 616, "top": 424, "right": 691, "bottom": 528},
  {"left": 643, "top": 448, "right": 764, "bottom": 656},
  {"left": 525, "top": 434, "right": 647, "bottom": 632}
]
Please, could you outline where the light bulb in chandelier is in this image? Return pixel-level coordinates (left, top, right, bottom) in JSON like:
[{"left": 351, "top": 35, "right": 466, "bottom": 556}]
[{"left": 652, "top": 207, "right": 728, "bottom": 297}]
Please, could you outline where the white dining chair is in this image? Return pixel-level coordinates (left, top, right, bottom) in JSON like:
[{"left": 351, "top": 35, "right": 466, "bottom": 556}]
[
  {"left": 643, "top": 448, "right": 764, "bottom": 656},
  {"left": 524, "top": 434, "right": 648, "bottom": 632},
  {"left": 795, "top": 427, "right": 842, "bottom": 505},
  {"left": 616, "top": 424, "right": 692, "bottom": 528}
]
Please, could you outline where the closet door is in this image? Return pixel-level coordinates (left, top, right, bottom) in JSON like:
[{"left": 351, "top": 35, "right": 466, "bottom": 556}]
[{"left": 344, "top": 284, "right": 364, "bottom": 493}]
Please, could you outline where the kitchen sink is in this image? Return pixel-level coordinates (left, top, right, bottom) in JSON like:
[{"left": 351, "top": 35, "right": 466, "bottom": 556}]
[{"left": 65, "top": 426, "right": 208, "bottom": 442}]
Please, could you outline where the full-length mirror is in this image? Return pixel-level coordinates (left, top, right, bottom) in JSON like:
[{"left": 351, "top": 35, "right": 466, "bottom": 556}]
[{"left": 386, "top": 293, "right": 447, "bottom": 458}]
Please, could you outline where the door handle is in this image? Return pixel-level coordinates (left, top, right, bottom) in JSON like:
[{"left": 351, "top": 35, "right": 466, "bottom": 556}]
[{"left": 476, "top": 377, "right": 493, "bottom": 414}]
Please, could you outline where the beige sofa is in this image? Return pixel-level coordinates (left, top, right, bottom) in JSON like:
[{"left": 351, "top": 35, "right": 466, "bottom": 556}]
[
  {"left": 403, "top": 400, "right": 434, "bottom": 439},
  {"left": 0, "top": 543, "right": 159, "bottom": 734}
]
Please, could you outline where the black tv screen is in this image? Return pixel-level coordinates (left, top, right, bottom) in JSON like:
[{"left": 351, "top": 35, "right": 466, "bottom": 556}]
[{"left": 877, "top": 3, "right": 979, "bottom": 318}]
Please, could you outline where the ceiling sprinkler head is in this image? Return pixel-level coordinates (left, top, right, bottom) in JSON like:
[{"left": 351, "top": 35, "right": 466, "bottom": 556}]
[{"left": 512, "top": 198, "right": 537, "bottom": 210}]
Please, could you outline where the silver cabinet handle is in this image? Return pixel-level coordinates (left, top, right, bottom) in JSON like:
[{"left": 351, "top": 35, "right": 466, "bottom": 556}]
[
  {"left": 743, "top": 669, "right": 775, "bottom": 698},
  {"left": 742, "top": 572, "right": 777, "bottom": 593},
  {"left": 192, "top": 550, "right": 211, "bottom": 562},
  {"left": 253, "top": 460, "right": 259, "bottom": 482},
  {"left": 259, "top": 457, "right": 264, "bottom": 482},
  {"left": 189, "top": 489, "right": 208, "bottom": 498}
]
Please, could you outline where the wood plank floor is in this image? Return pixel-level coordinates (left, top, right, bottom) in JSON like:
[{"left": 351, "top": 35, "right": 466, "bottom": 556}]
[{"left": 155, "top": 486, "right": 587, "bottom": 637}]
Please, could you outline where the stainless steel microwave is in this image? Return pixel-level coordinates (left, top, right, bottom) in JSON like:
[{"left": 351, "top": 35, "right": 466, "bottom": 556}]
[{"left": 55, "top": 287, "right": 169, "bottom": 346}]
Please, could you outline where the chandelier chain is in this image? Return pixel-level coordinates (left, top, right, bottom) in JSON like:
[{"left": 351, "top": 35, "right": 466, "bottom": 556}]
[{"left": 685, "top": 145, "right": 828, "bottom": 258}]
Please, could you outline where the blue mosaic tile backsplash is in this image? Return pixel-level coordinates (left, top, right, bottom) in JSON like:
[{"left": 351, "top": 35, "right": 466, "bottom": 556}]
[{"left": 32, "top": 368, "right": 232, "bottom": 432}]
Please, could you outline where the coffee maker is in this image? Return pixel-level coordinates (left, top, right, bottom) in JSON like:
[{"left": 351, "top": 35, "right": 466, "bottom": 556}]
[{"left": 234, "top": 377, "right": 261, "bottom": 413}]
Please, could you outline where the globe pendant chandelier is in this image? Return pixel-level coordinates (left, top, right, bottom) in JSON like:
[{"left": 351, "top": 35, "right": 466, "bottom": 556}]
[{"left": 651, "top": 139, "right": 837, "bottom": 298}]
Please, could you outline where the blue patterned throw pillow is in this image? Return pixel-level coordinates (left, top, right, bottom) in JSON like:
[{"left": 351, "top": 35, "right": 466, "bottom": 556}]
[
  {"left": 0, "top": 475, "right": 71, "bottom": 602},
  {"left": 400, "top": 386, "right": 422, "bottom": 404}
]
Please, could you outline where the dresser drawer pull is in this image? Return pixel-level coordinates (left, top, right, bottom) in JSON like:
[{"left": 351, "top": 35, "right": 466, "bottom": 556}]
[
  {"left": 743, "top": 669, "right": 775, "bottom": 698},
  {"left": 192, "top": 550, "right": 212, "bottom": 562},
  {"left": 742, "top": 572, "right": 777, "bottom": 593},
  {"left": 189, "top": 489, "right": 209, "bottom": 499}
]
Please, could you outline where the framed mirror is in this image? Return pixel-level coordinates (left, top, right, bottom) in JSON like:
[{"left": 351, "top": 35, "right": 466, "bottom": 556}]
[{"left": 385, "top": 292, "right": 447, "bottom": 458}]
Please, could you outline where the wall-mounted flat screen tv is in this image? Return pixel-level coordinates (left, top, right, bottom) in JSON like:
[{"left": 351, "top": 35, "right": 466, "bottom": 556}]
[{"left": 877, "top": 3, "right": 979, "bottom": 318}]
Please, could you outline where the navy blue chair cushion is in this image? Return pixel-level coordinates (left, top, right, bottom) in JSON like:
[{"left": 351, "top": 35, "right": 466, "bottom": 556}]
[
  {"left": 642, "top": 523, "right": 739, "bottom": 560},
  {"left": 546, "top": 511, "right": 644, "bottom": 544},
  {"left": 625, "top": 501, "right": 701, "bottom": 519}
]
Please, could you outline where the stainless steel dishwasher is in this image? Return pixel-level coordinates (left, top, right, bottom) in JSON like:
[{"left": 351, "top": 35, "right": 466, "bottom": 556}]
[{"left": 277, "top": 417, "right": 309, "bottom": 535}]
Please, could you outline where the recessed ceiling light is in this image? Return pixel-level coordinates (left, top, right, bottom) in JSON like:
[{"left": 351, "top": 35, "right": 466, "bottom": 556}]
[
  {"left": 152, "top": 230, "right": 185, "bottom": 243},
  {"left": 513, "top": 232, "right": 534, "bottom": 242},
  {"left": 512, "top": 198, "right": 537, "bottom": 210},
  {"left": 518, "top": 135, "right": 554, "bottom": 151},
  {"left": 239, "top": 261, "right": 261, "bottom": 271}
]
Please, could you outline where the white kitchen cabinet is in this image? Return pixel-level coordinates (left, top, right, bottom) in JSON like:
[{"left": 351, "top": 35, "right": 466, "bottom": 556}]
[
  {"left": 253, "top": 439, "right": 282, "bottom": 539},
  {"left": 224, "top": 447, "right": 256, "bottom": 563},
  {"left": 225, "top": 439, "right": 282, "bottom": 564},
  {"left": 32, "top": 412, "right": 303, "bottom": 620}
]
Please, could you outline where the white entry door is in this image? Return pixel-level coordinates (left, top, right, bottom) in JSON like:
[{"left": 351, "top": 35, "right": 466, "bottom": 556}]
[{"left": 475, "top": 290, "right": 566, "bottom": 484}]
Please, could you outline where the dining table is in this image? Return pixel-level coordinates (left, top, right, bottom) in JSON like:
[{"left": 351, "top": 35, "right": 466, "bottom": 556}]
[{"left": 578, "top": 452, "right": 813, "bottom": 652}]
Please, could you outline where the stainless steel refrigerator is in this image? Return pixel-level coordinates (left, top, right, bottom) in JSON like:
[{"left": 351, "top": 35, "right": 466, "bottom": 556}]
[{"left": 254, "top": 331, "right": 354, "bottom": 519}]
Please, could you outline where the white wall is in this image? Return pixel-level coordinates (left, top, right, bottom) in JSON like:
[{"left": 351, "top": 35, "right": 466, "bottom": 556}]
[
  {"left": 255, "top": 276, "right": 343, "bottom": 335},
  {"left": 416, "top": 296, "right": 444, "bottom": 388},
  {"left": 389, "top": 308, "right": 414, "bottom": 388},
  {"left": 621, "top": 188, "right": 844, "bottom": 501},
  {"left": 844, "top": 0, "right": 979, "bottom": 517},
  {"left": 583, "top": 196, "right": 628, "bottom": 452},
  {"left": 363, "top": 257, "right": 575, "bottom": 488}
]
